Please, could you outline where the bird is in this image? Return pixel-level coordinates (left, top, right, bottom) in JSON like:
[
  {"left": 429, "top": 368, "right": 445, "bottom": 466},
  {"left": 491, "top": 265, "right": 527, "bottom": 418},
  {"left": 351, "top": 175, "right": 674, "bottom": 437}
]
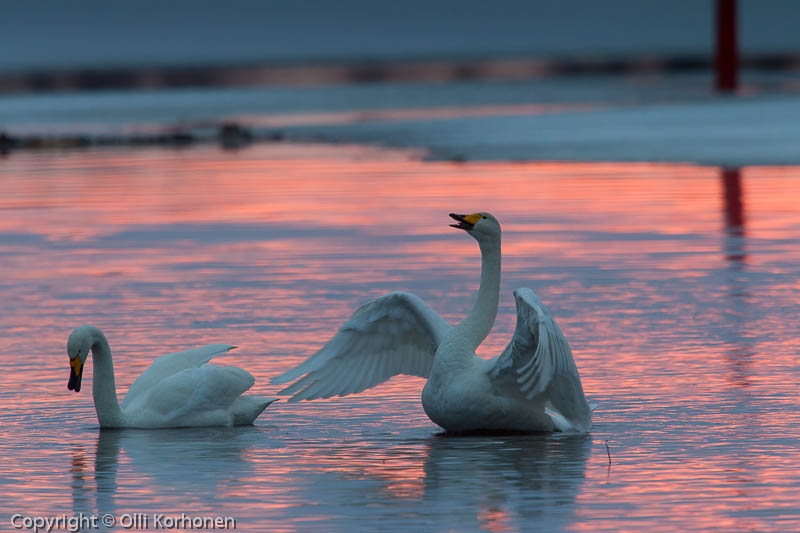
[
  {"left": 66, "top": 325, "right": 276, "bottom": 428},
  {"left": 271, "top": 212, "right": 592, "bottom": 433}
]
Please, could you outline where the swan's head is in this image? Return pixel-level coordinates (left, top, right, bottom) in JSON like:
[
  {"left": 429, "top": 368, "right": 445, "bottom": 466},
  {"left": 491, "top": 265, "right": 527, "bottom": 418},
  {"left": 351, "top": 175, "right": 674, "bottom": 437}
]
[
  {"left": 67, "top": 325, "right": 97, "bottom": 393},
  {"left": 449, "top": 212, "right": 501, "bottom": 243}
]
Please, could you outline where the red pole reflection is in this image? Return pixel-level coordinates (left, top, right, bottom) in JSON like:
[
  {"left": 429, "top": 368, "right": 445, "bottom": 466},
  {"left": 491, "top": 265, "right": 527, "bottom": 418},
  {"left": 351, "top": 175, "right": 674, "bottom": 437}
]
[
  {"left": 721, "top": 167, "right": 745, "bottom": 262},
  {"left": 722, "top": 167, "right": 744, "bottom": 231}
]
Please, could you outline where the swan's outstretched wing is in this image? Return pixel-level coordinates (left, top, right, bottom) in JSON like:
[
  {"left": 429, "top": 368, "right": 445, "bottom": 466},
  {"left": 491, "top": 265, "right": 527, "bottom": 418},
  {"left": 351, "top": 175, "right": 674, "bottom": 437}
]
[
  {"left": 489, "top": 288, "right": 591, "bottom": 431},
  {"left": 122, "top": 344, "right": 234, "bottom": 408},
  {"left": 272, "top": 291, "right": 451, "bottom": 401}
]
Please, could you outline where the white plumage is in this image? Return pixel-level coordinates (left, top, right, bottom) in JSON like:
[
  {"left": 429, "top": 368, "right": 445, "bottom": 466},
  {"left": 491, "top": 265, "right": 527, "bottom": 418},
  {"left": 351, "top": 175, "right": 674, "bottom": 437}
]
[
  {"left": 66, "top": 325, "right": 276, "bottom": 428},
  {"left": 273, "top": 212, "right": 593, "bottom": 433}
]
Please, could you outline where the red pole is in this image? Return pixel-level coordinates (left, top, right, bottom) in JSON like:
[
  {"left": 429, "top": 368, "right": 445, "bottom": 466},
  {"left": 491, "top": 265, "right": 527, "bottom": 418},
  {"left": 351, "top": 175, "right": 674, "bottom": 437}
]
[{"left": 715, "top": 0, "right": 738, "bottom": 92}]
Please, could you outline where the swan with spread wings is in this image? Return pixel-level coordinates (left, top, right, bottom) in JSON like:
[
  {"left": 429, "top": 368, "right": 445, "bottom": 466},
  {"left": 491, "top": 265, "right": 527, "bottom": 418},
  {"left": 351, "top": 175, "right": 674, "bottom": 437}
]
[{"left": 272, "top": 213, "right": 593, "bottom": 433}]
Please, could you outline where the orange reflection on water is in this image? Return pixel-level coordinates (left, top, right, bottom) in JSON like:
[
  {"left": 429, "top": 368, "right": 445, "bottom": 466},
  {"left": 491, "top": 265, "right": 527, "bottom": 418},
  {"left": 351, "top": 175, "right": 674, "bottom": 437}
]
[
  {"left": 0, "top": 151, "right": 727, "bottom": 238},
  {"left": 477, "top": 505, "right": 513, "bottom": 532},
  {"left": 2, "top": 146, "right": 799, "bottom": 403}
]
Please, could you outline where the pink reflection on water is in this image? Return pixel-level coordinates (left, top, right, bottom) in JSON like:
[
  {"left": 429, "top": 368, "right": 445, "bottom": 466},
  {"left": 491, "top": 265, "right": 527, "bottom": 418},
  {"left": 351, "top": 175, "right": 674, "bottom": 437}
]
[
  {"left": 1, "top": 145, "right": 799, "bottom": 531},
  {"left": 237, "top": 102, "right": 597, "bottom": 128}
]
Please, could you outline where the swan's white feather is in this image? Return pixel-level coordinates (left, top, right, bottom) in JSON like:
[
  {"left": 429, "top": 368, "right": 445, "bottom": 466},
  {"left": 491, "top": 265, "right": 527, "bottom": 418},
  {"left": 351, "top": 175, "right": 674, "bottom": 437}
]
[
  {"left": 489, "top": 288, "right": 591, "bottom": 431},
  {"left": 271, "top": 291, "right": 451, "bottom": 401},
  {"left": 123, "top": 363, "right": 266, "bottom": 428},
  {"left": 122, "top": 344, "right": 234, "bottom": 409}
]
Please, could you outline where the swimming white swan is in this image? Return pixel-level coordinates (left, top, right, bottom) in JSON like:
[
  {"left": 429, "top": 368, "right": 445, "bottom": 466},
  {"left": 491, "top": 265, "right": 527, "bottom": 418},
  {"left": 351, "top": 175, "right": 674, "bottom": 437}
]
[
  {"left": 272, "top": 212, "right": 592, "bottom": 433},
  {"left": 67, "top": 325, "right": 276, "bottom": 428}
]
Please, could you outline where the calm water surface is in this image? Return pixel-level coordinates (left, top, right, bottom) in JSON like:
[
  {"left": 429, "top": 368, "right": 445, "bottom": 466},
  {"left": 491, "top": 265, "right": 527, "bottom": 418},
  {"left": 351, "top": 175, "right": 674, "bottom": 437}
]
[{"left": 1, "top": 144, "right": 798, "bottom": 532}]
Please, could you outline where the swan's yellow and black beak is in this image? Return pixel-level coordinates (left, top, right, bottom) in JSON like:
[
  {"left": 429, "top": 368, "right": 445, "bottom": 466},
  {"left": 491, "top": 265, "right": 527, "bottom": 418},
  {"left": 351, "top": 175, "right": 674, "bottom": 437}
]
[
  {"left": 450, "top": 213, "right": 481, "bottom": 231},
  {"left": 68, "top": 356, "right": 84, "bottom": 392}
]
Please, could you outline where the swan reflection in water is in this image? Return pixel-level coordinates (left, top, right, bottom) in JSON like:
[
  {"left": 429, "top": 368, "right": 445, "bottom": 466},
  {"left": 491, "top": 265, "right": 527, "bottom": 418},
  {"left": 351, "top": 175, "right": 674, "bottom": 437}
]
[
  {"left": 67, "top": 419, "right": 590, "bottom": 529},
  {"left": 421, "top": 433, "right": 592, "bottom": 530},
  {"left": 71, "top": 427, "right": 260, "bottom": 519},
  {"left": 288, "top": 431, "right": 592, "bottom": 530}
]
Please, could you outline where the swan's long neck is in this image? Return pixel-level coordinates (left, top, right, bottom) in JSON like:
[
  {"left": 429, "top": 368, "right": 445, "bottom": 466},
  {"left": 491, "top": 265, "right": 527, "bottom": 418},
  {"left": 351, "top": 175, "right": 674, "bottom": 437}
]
[
  {"left": 456, "top": 236, "right": 501, "bottom": 350},
  {"left": 88, "top": 331, "right": 126, "bottom": 427}
]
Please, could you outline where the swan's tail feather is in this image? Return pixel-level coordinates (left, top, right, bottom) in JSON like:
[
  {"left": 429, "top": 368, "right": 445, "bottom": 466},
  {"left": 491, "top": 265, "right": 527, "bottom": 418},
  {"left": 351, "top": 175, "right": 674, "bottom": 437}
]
[
  {"left": 232, "top": 396, "right": 278, "bottom": 426},
  {"left": 545, "top": 403, "right": 592, "bottom": 433},
  {"left": 546, "top": 409, "right": 573, "bottom": 432}
]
